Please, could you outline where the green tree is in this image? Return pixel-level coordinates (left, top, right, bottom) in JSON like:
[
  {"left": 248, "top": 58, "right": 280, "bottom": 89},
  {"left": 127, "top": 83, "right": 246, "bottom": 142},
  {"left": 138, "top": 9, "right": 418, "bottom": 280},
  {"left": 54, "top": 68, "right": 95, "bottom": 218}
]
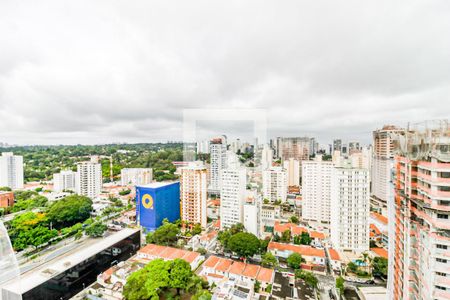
[
  {"left": 336, "top": 276, "right": 345, "bottom": 295},
  {"left": 197, "top": 247, "right": 207, "bottom": 255},
  {"left": 170, "top": 259, "right": 192, "bottom": 295},
  {"left": 254, "top": 280, "right": 261, "bottom": 292},
  {"left": 218, "top": 230, "right": 232, "bottom": 250},
  {"left": 0, "top": 186, "right": 12, "bottom": 191},
  {"left": 300, "top": 232, "right": 312, "bottom": 245},
  {"left": 29, "top": 226, "right": 58, "bottom": 248},
  {"left": 192, "top": 290, "right": 212, "bottom": 300},
  {"left": 119, "top": 189, "right": 131, "bottom": 196},
  {"left": 150, "top": 221, "right": 180, "bottom": 246},
  {"left": 192, "top": 223, "right": 202, "bottom": 235},
  {"left": 85, "top": 222, "right": 107, "bottom": 237},
  {"left": 124, "top": 259, "right": 169, "bottom": 300},
  {"left": 229, "top": 223, "right": 244, "bottom": 235},
  {"left": 289, "top": 215, "right": 299, "bottom": 224},
  {"left": 372, "top": 257, "right": 388, "bottom": 277},
  {"left": 347, "top": 261, "right": 358, "bottom": 273},
  {"left": 260, "top": 238, "right": 270, "bottom": 253},
  {"left": 227, "top": 232, "right": 261, "bottom": 259},
  {"left": 287, "top": 253, "right": 303, "bottom": 269},
  {"left": 47, "top": 195, "right": 93, "bottom": 228},
  {"left": 261, "top": 252, "right": 278, "bottom": 268},
  {"left": 295, "top": 270, "right": 318, "bottom": 288},
  {"left": 123, "top": 258, "right": 208, "bottom": 300},
  {"left": 281, "top": 229, "right": 291, "bottom": 243}
]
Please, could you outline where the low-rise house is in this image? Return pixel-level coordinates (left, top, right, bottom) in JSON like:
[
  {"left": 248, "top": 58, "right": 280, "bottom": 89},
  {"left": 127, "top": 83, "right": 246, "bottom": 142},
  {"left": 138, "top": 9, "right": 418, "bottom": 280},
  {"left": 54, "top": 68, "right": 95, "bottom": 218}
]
[
  {"left": 201, "top": 256, "right": 275, "bottom": 290},
  {"left": 274, "top": 221, "right": 326, "bottom": 247},
  {"left": 370, "top": 212, "right": 388, "bottom": 247},
  {"left": 93, "top": 260, "right": 142, "bottom": 300},
  {"left": 268, "top": 242, "right": 326, "bottom": 273},
  {"left": 137, "top": 244, "right": 203, "bottom": 269},
  {"left": 370, "top": 247, "right": 388, "bottom": 259},
  {"left": 328, "top": 248, "right": 342, "bottom": 275}
]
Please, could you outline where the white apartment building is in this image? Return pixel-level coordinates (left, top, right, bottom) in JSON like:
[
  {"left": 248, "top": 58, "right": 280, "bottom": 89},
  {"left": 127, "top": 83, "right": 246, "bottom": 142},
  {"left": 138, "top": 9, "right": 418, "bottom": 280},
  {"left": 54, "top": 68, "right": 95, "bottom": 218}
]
[
  {"left": 220, "top": 162, "right": 246, "bottom": 230},
  {"left": 262, "top": 167, "right": 287, "bottom": 203},
  {"left": 260, "top": 144, "right": 273, "bottom": 170},
  {"left": 180, "top": 162, "right": 208, "bottom": 227},
  {"left": 209, "top": 137, "right": 227, "bottom": 192},
  {"left": 301, "top": 157, "right": 333, "bottom": 226},
  {"left": 243, "top": 190, "right": 260, "bottom": 237},
  {"left": 53, "top": 170, "right": 76, "bottom": 192},
  {"left": 76, "top": 157, "right": 102, "bottom": 199},
  {"left": 330, "top": 165, "right": 370, "bottom": 254},
  {"left": 283, "top": 158, "right": 300, "bottom": 187},
  {"left": 120, "top": 168, "right": 153, "bottom": 186},
  {"left": 196, "top": 140, "right": 210, "bottom": 154},
  {"left": 0, "top": 152, "right": 24, "bottom": 190}
]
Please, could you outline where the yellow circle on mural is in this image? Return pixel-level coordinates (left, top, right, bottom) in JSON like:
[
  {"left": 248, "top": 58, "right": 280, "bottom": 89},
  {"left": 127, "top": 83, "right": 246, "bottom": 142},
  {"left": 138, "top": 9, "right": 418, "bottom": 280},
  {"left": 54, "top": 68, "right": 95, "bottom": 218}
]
[{"left": 142, "top": 194, "right": 154, "bottom": 209}]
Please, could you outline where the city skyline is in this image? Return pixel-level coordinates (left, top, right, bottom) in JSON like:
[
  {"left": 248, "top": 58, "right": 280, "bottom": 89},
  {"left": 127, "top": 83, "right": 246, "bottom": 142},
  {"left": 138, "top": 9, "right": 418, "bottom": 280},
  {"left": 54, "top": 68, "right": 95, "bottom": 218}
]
[{"left": 1, "top": 1, "right": 449, "bottom": 145}]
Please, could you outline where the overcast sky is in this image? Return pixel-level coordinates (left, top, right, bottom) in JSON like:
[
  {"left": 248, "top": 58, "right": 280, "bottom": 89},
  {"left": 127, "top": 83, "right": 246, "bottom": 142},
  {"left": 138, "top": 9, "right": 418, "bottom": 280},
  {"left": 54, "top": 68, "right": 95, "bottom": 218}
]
[{"left": 1, "top": 1, "right": 449, "bottom": 146}]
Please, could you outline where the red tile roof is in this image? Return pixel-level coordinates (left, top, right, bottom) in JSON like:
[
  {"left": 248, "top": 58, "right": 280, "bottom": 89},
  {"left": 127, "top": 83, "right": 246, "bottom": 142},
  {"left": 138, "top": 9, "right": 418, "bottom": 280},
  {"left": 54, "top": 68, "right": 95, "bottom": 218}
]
[
  {"left": 215, "top": 258, "right": 233, "bottom": 272},
  {"left": 370, "top": 224, "right": 381, "bottom": 235},
  {"left": 257, "top": 267, "right": 274, "bottom": 283},
  {"left": 242, "top": 264, "right": 260, "bottom": 278},
  {"left": 228, "top": 261, "right": 246, "bottom": 275},
  {"left": 310, "top": 231, "right": 325, "bottom": 240},
  {"left": 268, "top": 242, "right": 325, "bottom": 258},
  {"left": 203, "top": 256, "right": 221, "bottom": 268},
  {"left": 182, "top": 251, "right": 200, "bottom": 263},
  {"left": 371, "top": 212, "right": 388, "bottom": 225},
  {"left": 138, "top": 244, "right": 200, "bottom": 264},
  {"left": 371, "top": 247, "right": 388, "bottom": 259},
  {"left": 328, "top": 248, "right": 341, "bottom": 261},
  {"left": 200, "top": 230, "right": 218, "bottom": 242}
]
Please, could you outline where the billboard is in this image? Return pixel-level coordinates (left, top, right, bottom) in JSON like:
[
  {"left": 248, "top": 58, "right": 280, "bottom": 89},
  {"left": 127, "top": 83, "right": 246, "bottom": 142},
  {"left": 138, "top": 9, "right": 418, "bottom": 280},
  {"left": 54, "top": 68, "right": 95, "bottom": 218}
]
[{"left": 136, "top": 182, "right": 180, "bottom": 231}]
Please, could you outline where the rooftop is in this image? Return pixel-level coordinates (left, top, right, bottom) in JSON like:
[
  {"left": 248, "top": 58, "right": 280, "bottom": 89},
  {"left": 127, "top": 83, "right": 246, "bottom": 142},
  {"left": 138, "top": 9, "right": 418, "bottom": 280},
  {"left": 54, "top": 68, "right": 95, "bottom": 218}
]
[
  {"left": 328, "top": 248, "right": 341, "bottom": 261},
  {"left": 370, "top": 212, "right": 388, "bottom": 225},
  {"left": 136, "top": 181, "right": 179, "bottom": 189},
  {"left": 268, "top": 242, "right": 326, "bottom": 258},
  {"left": 370, "top": 247, "right": 388, "bottom": 259},
  {"left": 1, "top": 228, "right": 139, "bottom": 294},
  {"left": 138, "top": 244, "right": 200, "bottom": 263}
]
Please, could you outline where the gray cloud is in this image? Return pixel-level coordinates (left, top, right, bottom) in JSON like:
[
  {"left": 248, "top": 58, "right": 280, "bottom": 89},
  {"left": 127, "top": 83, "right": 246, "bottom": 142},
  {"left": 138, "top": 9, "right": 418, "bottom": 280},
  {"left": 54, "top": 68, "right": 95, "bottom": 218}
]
[{"left": 0, "top": 0, "right": 449, "bottom": 146}]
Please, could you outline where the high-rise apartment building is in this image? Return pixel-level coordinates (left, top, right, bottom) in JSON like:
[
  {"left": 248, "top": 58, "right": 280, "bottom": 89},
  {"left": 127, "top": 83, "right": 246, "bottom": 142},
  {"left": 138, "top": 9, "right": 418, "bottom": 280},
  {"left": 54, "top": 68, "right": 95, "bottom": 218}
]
[
  {"left": 330, "top": 165, "right": 370, "bottom": 253},
  {"left": 371, "top": 125, "right": 403, "bottom": 211},
  {"left": 276, "top": 137, "right": 312, "bottom": 161},
  {"left": 389, "top": 121, "right": 450, "bottom": 300},
  {"left": 121, "top": 168, "right": 153, "bottom": 186},
  {"left": 53, "top": 170, "right": 76, "bottom": 192},
  {"left": 76, "top": 157, "right": 102, "bottom": 199},
  {"left": 283, "top": 158, "right": 300, "bottom": 187},
  {"left": 243, "top": 190, "right": 260, "bottom": 237},
  {"left": 209, "top": 136, "right": 227, "bottom": 192},
  {"left": 196, "top": 140, "right": 210, "bottom": 154},
  {"left": 0, "top": 152, "right": 23, "bottom": 190},
  {"left": 260, "top": 144, "right": 273, "bottom": 170},
  {"left": 302, "top": 157, "right": 333, "bottom": 226},
  {"left": 262, "top": 167, "right": 287, "bottom": 203},
  {"left": 348, "top": 141, "right": 360, "bottom": 155},
  {"left": 333, "top": 139, "right": 342, "bottom": 152},
  {"left": 180, "top": 163, "right": 208, "bottom": 227},
  {"left": 220, "top": 161, "right": 246, "bottom": 230}
]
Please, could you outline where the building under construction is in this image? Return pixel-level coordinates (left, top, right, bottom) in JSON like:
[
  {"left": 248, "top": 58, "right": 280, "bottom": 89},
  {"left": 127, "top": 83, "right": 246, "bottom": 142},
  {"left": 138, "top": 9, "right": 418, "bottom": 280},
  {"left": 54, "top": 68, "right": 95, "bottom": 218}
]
[{"left": 388, "top": 120, "right": 450, "bottom": 300}]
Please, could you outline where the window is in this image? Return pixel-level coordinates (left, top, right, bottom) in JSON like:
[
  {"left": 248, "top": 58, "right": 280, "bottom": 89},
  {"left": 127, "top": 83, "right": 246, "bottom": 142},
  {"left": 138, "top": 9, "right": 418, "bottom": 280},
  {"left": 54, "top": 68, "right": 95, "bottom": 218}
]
[
  {"left": 436, "top": 258, "right": 447, "bottom": 263},
  {"left": 437, "top": 214, "right": 449, "bottom": 219},
  {"left": 437, "top": 244, "right": 448, "bottom": 250}
]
